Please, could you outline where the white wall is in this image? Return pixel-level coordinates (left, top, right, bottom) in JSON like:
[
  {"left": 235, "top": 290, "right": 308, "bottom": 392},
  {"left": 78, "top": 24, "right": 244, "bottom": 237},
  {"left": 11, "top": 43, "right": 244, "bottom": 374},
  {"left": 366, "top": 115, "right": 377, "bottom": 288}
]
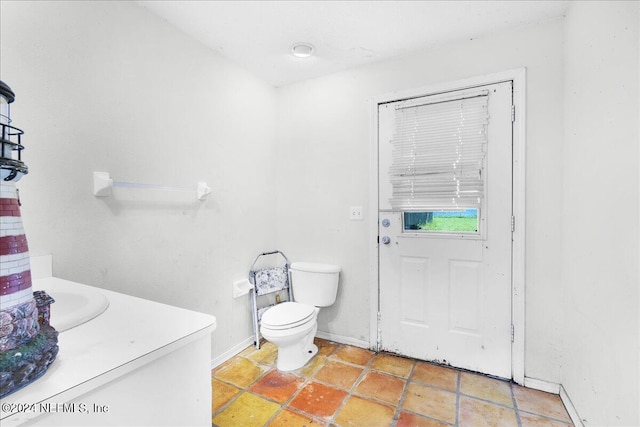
[
  {"left": 276, "top": 20, "right": 566, "bottom": 380},
  {"left": 0, "top": 1, "right": 278, "bottom": 361},
  {"left": 562, "top": 2, "right": 639, "bottom": 426}
]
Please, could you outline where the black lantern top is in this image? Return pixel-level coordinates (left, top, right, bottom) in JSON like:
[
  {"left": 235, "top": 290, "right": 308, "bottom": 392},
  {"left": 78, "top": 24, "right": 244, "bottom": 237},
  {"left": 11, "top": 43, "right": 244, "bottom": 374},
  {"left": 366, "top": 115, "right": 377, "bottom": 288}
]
[
  {"left": 0, "top": 80, "right": 27, "bottom": 182},
  {"left": 0, "top": 80, "right": 15, "bottom": 104}
]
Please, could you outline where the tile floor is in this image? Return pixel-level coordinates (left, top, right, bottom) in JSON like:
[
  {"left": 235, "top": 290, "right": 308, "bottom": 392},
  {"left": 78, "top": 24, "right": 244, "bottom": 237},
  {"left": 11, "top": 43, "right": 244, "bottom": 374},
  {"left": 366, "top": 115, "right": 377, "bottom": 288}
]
[{"left": 212, "top": 339, "right": 574, "bottom": 427}]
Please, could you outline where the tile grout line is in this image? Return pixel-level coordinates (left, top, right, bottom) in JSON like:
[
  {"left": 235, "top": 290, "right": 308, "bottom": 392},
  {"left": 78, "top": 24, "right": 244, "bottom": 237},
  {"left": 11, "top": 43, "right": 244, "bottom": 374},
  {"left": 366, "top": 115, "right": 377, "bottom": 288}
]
[
  {"left": 511, "top": 382, "right": 524, "bottom": 427},
  {"left": 390, "top": 358, "right": 416, "bottom": 426},
  {"left": 213, "top": 343, "right": 304, "bottom": 425},
  {"left": 518, "top": 408, "right": 577, "bottom": 426},
  {"left": 393, "top": 360, "right": 458, "bottom": 427},
  {"left": 277, "top": 341, "right": 359, "bottom": 426},
  {"left": 262, "top": 342, "right": 335, "bottom": 426},
  {"left": 325, "top": 344, "right": 377, "bottom": 426},
  {"left": 511, "top": 382, "right": 574, "bottom": 426},
  {"left": 211, "top": 352, "right": 277, "bottom": 424},
  {"left": 214, "top": 341, "right": 575, "bottom": 427},
  {"left": 300, "top": 345, "right": 343, "bottom": 426},
  {"left": 458, "top": 389, "right": 523, "bottom": 411},
  {"left": 211, "top": 374, "right": 251, "bottom": 420}
]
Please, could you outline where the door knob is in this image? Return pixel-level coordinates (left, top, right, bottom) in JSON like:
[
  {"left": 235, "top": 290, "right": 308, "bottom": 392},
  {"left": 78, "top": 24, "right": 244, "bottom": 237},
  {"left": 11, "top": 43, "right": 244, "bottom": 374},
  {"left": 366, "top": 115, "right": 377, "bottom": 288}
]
[{"left": 381, "top": 236, "right": 391, "bottom": 245}]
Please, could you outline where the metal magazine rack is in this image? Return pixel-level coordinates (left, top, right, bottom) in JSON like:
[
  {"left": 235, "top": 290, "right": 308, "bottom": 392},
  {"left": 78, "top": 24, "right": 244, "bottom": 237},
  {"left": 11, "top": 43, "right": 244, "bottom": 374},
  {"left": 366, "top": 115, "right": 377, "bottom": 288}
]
[{"left": 249, "top": 250, "right": 290, "bottom": 349}]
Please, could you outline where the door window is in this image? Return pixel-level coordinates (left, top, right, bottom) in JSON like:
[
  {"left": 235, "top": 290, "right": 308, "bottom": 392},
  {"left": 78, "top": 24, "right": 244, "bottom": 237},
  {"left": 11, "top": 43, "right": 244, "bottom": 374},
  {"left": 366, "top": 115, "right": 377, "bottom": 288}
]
[{"left": 403, "top": 209, "right": 479, "bottom": 233}]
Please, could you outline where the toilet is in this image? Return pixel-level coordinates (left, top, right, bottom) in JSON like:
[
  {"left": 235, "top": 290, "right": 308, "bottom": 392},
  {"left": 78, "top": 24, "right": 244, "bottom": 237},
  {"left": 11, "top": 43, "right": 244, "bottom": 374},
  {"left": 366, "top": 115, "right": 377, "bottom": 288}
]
[{"left": 260, "top": 262, "right": 340, "bottom": 371}]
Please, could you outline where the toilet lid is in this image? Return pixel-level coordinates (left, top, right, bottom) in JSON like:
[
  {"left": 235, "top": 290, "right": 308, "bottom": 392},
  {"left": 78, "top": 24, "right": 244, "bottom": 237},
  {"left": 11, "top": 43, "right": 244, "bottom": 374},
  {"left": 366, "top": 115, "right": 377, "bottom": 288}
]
[{"left": 261, "top": 302, "right": 316, "bottom": 330}]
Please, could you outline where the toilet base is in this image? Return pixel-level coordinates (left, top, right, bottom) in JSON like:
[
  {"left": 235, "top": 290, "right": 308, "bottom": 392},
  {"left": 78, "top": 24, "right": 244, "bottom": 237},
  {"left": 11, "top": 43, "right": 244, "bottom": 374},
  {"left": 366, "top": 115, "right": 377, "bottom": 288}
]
[
  {"left": 262, "top": 320, "right": 319, "bottom": 372},
  {"left": 276, "top": 344, "right": 318, "bottom": 372},
  {"left": 277, "top": 342, "right": 318, "bottom": 372}
]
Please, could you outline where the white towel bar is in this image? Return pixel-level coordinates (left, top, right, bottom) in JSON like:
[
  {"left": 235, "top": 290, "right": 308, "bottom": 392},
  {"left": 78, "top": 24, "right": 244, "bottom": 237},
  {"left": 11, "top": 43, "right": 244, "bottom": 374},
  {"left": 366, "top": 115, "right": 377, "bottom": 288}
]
[{"left": 93, "top": 171, "right": 211, "bottom": 200}]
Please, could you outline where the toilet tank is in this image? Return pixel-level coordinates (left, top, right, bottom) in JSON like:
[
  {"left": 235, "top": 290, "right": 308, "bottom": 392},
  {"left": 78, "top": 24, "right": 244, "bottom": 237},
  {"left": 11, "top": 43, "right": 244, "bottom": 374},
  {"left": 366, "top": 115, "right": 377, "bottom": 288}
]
[{"left": 290, "top": 262, "right": 340, "bottom": 307}]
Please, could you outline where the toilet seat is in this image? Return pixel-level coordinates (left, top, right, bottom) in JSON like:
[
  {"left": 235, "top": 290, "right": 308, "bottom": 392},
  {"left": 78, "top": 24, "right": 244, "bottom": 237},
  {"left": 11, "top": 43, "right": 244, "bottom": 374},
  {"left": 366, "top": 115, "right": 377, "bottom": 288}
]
[{"left": 261, "top": 302, "right": 316, "bottom": 330}]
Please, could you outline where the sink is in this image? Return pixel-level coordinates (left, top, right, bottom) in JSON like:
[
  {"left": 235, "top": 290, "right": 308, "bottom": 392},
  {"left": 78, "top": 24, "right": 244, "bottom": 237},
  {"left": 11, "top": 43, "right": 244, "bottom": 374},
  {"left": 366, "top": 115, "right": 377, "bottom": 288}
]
[{"left": 32, "top": 277, "right": 110, "bottom": 332}]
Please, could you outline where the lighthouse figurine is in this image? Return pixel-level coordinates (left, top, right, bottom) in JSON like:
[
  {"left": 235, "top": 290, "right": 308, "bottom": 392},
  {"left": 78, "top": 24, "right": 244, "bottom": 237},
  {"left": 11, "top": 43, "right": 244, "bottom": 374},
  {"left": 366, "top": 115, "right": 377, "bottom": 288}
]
[{"left": 0, "top": 80, "right": 58, "bottom": 398}]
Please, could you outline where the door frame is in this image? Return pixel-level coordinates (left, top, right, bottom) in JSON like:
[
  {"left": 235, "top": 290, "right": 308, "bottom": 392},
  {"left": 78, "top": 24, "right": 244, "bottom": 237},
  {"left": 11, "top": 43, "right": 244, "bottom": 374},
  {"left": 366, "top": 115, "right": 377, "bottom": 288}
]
[{"left": 368, "top": 68, "right": 526, "bottom": 384}]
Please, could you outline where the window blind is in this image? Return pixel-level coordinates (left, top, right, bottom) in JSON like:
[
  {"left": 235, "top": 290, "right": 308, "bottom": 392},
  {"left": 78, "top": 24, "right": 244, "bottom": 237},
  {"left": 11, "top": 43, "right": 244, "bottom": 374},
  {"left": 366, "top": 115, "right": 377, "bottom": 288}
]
[{"left": 388, "top": 91, "right": 489, "bottom": 210}]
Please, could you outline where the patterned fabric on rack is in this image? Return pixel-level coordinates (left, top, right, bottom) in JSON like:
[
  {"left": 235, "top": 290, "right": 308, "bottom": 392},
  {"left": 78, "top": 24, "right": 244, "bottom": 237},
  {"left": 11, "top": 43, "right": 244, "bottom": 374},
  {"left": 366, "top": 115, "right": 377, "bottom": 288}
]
[{"left": 254, "top": 267, "right": 288, "bottom": 296}]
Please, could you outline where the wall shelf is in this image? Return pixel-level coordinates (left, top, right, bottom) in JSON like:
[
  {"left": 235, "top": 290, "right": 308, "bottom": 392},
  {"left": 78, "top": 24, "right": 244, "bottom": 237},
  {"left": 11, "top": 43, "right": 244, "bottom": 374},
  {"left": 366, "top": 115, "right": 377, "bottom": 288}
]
[{"left": 93, "top": 171, "right": 211, "bottom": 201}]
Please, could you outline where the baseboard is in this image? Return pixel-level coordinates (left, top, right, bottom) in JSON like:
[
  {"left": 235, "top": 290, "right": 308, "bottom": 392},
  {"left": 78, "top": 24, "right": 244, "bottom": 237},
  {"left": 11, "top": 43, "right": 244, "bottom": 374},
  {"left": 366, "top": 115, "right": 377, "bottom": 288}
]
[
  {"left": 524, "top": 376, "right": 560, "bottom": 394},
  {"left": 524, "top": 377, "right": 583, "bottom": 427},
  {"left": 316, "top": 331, "right": 372, "bottom": 350},
  {"left": 210, "top": 336, "right": 254, "bottom": 369},
  {"left": 210, "top": 332, "right": 372, "bottom": 370},
  {"left": 560, "top": 385, "right": 584, "bottom": 427}
]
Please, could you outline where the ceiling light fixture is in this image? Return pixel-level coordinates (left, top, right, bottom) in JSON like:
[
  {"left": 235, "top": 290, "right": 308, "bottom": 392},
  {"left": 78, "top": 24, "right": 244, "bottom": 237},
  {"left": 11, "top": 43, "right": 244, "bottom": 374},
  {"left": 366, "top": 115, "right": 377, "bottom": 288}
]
[{"left": 291, "top": 43, "right": 314, "bottom": 58}]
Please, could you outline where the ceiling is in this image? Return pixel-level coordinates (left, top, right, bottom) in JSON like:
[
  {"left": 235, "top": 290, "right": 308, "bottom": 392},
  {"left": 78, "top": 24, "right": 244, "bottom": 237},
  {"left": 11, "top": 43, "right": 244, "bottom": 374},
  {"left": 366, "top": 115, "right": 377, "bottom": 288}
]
[{"left": 137, "top": 1, "right": 571, "bottom": 87}]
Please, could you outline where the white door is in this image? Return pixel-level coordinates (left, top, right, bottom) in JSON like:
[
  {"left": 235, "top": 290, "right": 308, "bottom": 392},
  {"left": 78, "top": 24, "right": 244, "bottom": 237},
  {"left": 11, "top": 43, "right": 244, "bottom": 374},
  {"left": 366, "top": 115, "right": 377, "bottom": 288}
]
[{"left": 378, "top": 82, "right": 513, "bottom": 378}]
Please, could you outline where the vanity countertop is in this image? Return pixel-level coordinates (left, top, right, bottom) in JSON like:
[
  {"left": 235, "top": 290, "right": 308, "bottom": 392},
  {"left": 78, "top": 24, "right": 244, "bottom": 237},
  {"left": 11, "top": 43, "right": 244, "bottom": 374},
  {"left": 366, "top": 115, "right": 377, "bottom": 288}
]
[{"left": 0, "top": 277, "right": 216, "bottom": 424}]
